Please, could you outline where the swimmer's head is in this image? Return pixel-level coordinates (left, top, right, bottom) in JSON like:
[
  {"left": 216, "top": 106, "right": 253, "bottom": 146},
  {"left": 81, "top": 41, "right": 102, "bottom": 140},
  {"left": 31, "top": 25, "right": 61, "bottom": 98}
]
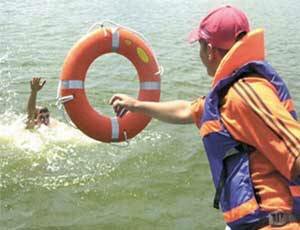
[{"left": 35, "top": 106, "right": 50, "bottom": 126}]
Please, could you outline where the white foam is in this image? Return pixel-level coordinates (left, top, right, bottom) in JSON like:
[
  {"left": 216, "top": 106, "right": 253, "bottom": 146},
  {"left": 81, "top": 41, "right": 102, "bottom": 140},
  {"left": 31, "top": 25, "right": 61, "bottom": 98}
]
[{"left": 0, "top": 111, "right": 96, "bottom": 153}]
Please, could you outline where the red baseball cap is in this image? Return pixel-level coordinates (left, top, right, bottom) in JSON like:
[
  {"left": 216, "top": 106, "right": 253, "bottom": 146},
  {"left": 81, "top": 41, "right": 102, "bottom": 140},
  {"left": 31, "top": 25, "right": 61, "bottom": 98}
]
[{"left": 188, "top": 5, "right": 250, "bottom": 50}]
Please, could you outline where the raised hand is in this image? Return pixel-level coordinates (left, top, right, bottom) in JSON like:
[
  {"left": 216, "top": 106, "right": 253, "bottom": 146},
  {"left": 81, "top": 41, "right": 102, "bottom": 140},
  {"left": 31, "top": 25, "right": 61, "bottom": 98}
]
[{"left": 30, "top": 77, "right": 46, "bottom": 92}]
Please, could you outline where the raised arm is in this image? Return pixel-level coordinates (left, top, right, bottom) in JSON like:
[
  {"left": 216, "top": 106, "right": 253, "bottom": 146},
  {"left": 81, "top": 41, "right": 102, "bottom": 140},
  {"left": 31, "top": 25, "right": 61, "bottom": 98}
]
[
  {"left": 109, "top": 94, "right": 195, "bottom": 124},
  {"left": 25, "top": 77, "right": 46, "bottom": 129}
]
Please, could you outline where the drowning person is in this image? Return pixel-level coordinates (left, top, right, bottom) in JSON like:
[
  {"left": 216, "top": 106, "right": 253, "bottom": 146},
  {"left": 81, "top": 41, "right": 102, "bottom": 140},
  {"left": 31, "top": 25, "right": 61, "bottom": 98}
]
[{"left": 25, "top": 77, "right": 56, "bottom": 129}]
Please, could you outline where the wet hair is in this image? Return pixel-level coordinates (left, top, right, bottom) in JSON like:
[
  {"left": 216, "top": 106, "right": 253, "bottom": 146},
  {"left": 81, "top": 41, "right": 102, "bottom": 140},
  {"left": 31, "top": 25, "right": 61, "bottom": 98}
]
[
  {"left": 39, "top": 107, "right": 49, "bottom": 114},
  {"left": 34, "top": 106, "right": 49, "bottom": 119}
]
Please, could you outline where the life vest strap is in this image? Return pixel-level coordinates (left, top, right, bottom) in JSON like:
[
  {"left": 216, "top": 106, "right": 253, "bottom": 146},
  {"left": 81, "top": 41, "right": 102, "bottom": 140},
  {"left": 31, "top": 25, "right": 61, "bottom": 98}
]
[{"left": 213, "top": 143, "right": 253, "bottom": 209}]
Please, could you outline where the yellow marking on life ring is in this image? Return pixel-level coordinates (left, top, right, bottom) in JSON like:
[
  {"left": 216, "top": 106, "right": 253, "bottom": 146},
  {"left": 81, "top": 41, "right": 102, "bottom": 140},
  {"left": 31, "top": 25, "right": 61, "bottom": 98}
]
[
  {"left": 124, "top": 39, "right": 132, "bottom": 46},
  {"left": 137, "top": 47, "right": 149, "bottom": 63}
]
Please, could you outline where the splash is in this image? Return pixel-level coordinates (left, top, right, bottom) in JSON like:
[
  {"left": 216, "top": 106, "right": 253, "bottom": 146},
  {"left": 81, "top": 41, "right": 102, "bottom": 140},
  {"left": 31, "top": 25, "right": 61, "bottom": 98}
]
[
  {"left": 0, "top": 111, "right": 96, "bottom": 153},
  {"left": 0, "top": 110, "right": 171, "bottom": 192},
  {"left": 0, "top": 111, "right": 115, "bottom": 191}
]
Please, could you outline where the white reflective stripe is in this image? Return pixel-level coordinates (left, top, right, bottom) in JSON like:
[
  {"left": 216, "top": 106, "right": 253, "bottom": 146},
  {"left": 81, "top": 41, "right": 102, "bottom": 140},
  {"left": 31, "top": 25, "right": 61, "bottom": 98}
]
[
  {"left": 110, "top": 117, "right": 119, "bottom": 141},
  {"left": 61, "top": 80, "right": 84, "bottom": 89},
  {"left": 56, "top": 80, "right": 62, "bottom": 98},
  {"left": 111, "top": 30, "right": 120, "bottom": 52},
  {"left": 140, "top": 81, "right": 161, "bottom": 90}
]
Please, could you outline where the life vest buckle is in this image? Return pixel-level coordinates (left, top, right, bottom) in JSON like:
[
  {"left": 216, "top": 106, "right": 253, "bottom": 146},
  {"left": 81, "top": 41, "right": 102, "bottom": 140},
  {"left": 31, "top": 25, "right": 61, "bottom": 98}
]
[{"left": 269, "top": 211, "right": 289, "bottom": 227}]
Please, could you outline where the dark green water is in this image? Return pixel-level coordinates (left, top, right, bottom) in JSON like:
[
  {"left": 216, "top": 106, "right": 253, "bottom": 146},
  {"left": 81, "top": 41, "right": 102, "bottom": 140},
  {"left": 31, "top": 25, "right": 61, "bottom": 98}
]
[{"left": 1, "top": 0, "right": 299, "bottom": 229}]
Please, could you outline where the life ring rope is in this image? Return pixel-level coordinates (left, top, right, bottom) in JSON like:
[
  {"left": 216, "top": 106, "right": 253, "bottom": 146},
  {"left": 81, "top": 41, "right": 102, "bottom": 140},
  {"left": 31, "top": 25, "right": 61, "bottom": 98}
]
[{"left": 87, "top": 20, "right": 164, "bottom": 76}]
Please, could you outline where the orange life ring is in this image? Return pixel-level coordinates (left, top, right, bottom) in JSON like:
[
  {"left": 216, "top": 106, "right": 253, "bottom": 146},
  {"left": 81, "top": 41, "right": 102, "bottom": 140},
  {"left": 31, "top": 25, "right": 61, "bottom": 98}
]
[{"left": 59, "top": 27, "right": 161, "bottom": 143}]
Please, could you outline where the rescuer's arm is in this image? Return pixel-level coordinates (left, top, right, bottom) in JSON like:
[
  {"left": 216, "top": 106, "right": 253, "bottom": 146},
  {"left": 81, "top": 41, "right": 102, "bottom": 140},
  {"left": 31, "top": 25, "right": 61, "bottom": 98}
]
[{"left": 109, "top": 94, "right": 197, "bottom": 124}]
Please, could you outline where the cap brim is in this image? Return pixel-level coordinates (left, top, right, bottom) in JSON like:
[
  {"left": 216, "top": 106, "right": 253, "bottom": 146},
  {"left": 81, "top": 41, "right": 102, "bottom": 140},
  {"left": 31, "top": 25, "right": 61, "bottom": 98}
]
[{"left": 187, "top": 28, "right": 200, "bottom": 44}]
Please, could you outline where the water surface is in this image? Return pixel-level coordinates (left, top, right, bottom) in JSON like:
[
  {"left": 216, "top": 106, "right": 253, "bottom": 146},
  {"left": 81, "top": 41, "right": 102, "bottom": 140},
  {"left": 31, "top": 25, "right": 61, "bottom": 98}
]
[{"left": 1, "top": 0, "right": 300, "bottom": 229}]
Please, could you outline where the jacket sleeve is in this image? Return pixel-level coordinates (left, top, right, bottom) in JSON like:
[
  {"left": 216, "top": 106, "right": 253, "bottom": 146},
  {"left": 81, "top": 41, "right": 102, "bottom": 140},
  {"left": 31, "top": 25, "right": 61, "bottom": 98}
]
[
  {"left": 190, "top": 96, "right": 205, "bottom": 129},
  {"left": 221, "top": 77, "right": 300, "bottom": 180}
]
